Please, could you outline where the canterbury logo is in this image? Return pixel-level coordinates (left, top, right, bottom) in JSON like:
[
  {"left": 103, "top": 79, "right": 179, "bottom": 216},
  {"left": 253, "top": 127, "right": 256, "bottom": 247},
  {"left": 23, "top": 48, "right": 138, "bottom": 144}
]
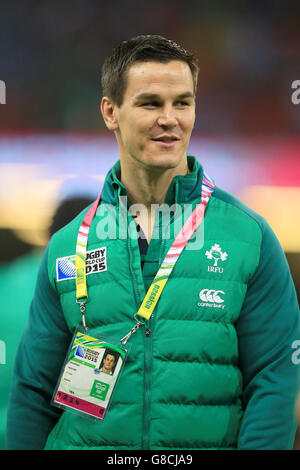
[{"left": 199, "top": 289, "right": 225, "bottom": 304}]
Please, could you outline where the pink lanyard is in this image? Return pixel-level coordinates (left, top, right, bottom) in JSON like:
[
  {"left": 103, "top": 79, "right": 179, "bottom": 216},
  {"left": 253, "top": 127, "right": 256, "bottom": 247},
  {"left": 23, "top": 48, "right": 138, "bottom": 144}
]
[{"left": 75, "top": 170, "right": 215, "bottom": 331}]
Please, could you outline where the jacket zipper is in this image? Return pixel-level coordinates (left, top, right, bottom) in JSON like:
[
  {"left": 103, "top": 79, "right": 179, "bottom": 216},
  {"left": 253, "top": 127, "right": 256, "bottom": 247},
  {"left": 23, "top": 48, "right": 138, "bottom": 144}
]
[
  {"left": 122, "top": 194, "right": 148, "bottom": 449},
  {"left": 142, "top": 237, "right": 164, "bottom": 449},
  {"left": 142, "top": 317, "right": 152, "bottom": 449},
  {"left": 125, "top": 197, "right": 162, "bottom": 450},
  {"left": 125, "top": 203, "right": 152, "bottom": 449}
]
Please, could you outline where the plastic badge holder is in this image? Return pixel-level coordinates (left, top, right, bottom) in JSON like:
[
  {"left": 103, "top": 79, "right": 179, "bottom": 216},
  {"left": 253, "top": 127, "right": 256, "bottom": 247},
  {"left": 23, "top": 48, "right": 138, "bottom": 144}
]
[{"left": 51, "top": 326, "right": 131, "bottom": 421}]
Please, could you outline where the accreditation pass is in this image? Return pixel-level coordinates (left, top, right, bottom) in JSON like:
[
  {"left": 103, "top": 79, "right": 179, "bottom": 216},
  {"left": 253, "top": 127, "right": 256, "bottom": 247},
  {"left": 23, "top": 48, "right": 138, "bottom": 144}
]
[{"left": 52, "top": 329, "right": 127, "bottom": 420}]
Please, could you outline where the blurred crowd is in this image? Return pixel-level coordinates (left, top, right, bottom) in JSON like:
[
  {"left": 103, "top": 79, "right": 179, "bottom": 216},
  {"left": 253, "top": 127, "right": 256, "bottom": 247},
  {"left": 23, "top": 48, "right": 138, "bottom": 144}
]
[{"left": 1, "top": 0, "right": 300, "bottom": 134}]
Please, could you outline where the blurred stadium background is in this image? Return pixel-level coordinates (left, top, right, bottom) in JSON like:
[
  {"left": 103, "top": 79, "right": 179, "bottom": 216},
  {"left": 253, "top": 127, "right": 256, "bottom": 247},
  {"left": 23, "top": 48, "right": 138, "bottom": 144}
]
[{"left": 0, "top": 0, "right": 299, "bottom": 450}]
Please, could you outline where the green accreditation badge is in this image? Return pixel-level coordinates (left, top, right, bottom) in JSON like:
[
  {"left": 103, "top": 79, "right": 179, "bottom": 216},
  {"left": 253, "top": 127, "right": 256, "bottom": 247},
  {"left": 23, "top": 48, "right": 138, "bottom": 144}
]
[{"left": 52, "top": 326, "right": 130, "bottom": 420}]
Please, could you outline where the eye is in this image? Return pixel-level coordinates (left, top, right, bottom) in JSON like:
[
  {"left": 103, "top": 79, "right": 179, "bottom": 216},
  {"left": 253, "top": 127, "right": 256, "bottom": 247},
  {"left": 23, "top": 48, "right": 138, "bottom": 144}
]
[
  {"left": 176, "top": 101, "right": 189, "bottom": 107},
  {"left": 141, "top": 101, "right": 160, "bottom": 108}
]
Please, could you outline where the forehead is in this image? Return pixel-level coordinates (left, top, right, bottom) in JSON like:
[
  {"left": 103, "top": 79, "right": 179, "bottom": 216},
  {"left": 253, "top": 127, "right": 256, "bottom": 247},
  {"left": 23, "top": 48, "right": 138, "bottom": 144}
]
[
  {"left": 124, "top": 60, "right": 194, "bottom": 99},
  {"left": 105, "top": 354, "right": 115, "bottom": 360}
]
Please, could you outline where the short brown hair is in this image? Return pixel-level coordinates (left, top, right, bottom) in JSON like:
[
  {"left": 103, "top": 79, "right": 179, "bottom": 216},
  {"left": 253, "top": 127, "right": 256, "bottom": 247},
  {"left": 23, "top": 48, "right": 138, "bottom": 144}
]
[{"left": 101, "top": 35, "right": 199, "bottom": 107}]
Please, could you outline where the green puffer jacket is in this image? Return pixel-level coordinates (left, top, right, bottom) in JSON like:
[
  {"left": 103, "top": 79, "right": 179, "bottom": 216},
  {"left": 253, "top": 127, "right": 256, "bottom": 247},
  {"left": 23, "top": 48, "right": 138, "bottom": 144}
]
[{"left": 6, "top": 156, "right": 300, "bottom": 450}]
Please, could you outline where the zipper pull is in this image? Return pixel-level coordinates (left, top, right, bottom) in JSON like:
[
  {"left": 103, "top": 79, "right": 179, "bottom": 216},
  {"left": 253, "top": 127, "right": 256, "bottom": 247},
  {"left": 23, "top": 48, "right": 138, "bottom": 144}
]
[{"left": 144, "top": 318, "right": 151, "bottom": 337}]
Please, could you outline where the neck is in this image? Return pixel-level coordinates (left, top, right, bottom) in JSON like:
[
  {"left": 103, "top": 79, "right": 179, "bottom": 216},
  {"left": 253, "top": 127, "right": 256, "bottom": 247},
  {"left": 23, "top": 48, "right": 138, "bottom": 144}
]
[{"left": 120, "top": 156, "right": 190, "bottom": 209}]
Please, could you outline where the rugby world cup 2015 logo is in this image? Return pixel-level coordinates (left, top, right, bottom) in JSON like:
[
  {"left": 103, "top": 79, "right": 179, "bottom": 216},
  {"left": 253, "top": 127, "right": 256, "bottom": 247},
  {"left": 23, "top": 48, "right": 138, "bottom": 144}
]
[
  {"left": 56, "top": 247, "right": 107, "bottom": 282},
  {"left": 56, "top": 255, "right": 76, "bottom": 281}
]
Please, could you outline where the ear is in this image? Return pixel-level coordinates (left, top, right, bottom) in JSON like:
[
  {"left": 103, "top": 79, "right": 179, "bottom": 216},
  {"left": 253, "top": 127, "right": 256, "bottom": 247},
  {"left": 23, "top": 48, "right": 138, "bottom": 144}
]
[{"left": 100, "top": 96, "right": 119, "bottom": 131}]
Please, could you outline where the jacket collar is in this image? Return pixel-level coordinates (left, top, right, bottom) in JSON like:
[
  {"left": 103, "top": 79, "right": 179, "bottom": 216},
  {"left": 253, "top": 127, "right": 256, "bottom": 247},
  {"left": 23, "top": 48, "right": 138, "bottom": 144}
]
[{"left": 100, "top": 155, "right": 204, "bottom": 205}]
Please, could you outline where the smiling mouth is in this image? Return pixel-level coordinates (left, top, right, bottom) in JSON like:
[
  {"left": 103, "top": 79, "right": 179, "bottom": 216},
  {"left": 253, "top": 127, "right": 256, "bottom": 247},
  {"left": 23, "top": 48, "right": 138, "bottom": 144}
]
[
  {"left": 151, "top": 136, "right": 180, "bottom": 146},
  {"left": 152, "top": 136, "right": 180, "bottom": 142}
]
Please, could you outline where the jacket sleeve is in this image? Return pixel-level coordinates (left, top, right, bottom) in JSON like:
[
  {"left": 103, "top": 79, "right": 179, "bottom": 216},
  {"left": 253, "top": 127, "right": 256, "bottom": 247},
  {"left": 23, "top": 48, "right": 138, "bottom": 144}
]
[
  {"left": 236, "top": 218, "right": 300, "bottom": 449},
  {"left": 6, "top": 245, "right": 72, "bottom": 450}
]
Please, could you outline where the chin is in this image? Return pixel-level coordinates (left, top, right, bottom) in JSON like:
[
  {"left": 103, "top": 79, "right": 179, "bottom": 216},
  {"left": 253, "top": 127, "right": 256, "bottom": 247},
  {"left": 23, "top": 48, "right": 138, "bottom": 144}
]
[{"left": 143, "top": 152, "right": 183, "bottom": 170}]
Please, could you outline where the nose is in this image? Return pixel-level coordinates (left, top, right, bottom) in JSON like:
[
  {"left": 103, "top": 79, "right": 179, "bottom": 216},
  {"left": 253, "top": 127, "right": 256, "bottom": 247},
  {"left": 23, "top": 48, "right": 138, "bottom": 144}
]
[{"left": 157, "top": 106, "right": 178, "bottom": 128}]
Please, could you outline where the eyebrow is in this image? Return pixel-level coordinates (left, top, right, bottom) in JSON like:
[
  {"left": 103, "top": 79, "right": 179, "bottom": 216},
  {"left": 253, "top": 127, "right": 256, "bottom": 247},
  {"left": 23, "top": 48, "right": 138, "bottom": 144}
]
[{"left": 134, "top": 92, "right": 194, "bottom": 101}]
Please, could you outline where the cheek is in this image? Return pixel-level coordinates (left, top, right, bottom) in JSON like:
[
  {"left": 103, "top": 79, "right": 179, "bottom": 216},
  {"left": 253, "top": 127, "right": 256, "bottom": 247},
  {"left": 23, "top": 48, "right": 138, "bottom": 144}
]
[
  {"left": 181, "top": 108, "right": 195, "bottom": 129},
  {"left": 120, "top": 115, "right": 150, "bottom": 144},
  {"left": 184, "top": 113, "right": 195, "bottom": 131}
]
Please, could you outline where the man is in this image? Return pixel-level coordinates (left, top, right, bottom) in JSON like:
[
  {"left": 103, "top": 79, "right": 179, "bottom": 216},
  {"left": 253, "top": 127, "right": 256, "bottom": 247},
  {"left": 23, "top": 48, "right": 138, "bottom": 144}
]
[
  {"left": 100, "top": 350, "right": 117, "bottom": 376},
  {"left": 6, "top": 35, "right": 300, "bottom": 450}
]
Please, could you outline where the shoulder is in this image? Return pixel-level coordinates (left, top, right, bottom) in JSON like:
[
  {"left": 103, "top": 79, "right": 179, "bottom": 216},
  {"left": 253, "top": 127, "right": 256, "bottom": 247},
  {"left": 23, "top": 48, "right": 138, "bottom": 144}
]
[
  {"left": 46, "top": 203, "right": 93, "bottom": 287},
  {"left": 49, "top": 203, "right": 92, "bottom": 249},
  {"left": 212, "top": 185, "right": 266, "bottom": 230},
  {"left": 211, "top": 185, "right": 271, "bottom": 245},
  {"left": 209, "top": 185, "right": 286, "bottom": 278},
  {"left": 212, "top": 185, "right": 291, "bottom": 287}
]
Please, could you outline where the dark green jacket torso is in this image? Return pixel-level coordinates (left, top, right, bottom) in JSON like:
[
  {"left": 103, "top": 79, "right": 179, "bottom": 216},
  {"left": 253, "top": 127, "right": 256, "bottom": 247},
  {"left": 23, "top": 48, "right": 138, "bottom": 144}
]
[{"left": 6, "top": 156, "right": 300, "bottom": 450}]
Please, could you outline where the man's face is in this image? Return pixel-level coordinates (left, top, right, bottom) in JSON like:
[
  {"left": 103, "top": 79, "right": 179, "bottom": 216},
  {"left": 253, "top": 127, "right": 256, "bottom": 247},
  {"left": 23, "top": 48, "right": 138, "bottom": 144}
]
[
  {"left": 106, "top": 60, "right": 196, "bottom": 171},
  {"left": 103, "top": 354, "right": 115, "bottom": 373}
]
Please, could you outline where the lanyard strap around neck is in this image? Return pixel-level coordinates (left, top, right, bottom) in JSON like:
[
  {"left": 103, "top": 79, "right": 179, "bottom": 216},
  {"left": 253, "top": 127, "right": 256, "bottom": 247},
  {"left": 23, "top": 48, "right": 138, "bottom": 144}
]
[
  {"left": 75, "top": 171, "right": 215, "bottom": 320},
  {"left": 136, "top": 171, "right": 215, "bottom": 320},
  {"left": 75, "top": 191, "right": 102, "bottom": 302}
]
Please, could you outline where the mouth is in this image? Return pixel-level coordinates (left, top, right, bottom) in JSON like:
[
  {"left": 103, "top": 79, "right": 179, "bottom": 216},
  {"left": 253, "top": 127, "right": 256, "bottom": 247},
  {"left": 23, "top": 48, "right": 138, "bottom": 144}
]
[{"left": 151, "top": 135, "right": 180, "bottom": 147}]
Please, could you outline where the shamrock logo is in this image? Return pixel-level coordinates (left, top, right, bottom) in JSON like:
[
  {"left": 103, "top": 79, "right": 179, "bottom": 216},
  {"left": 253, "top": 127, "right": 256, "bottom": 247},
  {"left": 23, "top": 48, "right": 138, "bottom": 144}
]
[{"left": 205, "top": 244, "right": 228, "bottom": 267}]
